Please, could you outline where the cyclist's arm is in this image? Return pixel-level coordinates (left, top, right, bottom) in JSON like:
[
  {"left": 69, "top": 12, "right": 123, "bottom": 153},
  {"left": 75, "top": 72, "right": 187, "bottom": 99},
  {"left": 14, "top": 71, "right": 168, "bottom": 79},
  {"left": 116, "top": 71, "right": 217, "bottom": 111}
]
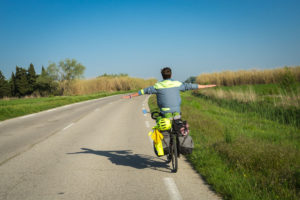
[
  {"left": 122, "top": 86, "right": 157, "bottom": 99},
  {"left": 180, "top": 83, "right": 216, "bottom": 91},
  {"left": 198, "top": 84, "right": 216, "bottom": 89},
  {"left": 122, "top": 92, "right": 139, "bottom": 99}
]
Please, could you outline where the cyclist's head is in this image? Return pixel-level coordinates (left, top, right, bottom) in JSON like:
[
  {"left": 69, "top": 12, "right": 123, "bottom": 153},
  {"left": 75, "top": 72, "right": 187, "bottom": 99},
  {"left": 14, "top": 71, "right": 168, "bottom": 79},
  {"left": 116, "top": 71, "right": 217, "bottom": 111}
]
[{"left": 161, "top": 67, "right": 172, "bottom": 80}]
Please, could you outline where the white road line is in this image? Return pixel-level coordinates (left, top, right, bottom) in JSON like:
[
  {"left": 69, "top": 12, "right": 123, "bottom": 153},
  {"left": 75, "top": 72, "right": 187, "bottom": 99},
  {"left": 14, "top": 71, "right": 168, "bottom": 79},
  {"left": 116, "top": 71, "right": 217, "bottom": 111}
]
[
  {"left": 63, "top": 123, "right": 74, "bottom": 131},
  {"left": 148, "top": 135, "right": 153, "bottom": 144},
  {"left": 145, "top": 121, "right": 150, "bottom": 128},
  {"left": 148, "top": 128, "right": 153, "bottom": 144},
  {"left": 163, "top": 177, "right": 183, "bottom": 200},
  {"left": 146, "top": 121, "right": 153, "bottom": 144}
]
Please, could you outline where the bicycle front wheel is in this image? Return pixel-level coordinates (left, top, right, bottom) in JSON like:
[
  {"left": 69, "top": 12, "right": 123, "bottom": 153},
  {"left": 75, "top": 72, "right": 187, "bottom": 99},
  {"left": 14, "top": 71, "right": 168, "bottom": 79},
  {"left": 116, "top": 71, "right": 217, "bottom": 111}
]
[{"left": 171, "top": 134, "right": 178, "bottom": 173}]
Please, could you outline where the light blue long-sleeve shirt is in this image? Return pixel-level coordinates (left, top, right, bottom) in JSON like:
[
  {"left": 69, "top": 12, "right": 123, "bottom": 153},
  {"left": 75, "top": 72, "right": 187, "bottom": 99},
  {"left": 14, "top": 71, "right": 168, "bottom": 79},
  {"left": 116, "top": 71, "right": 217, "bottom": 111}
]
[{"left": 138, "top": 79, "right": 198, "bottom": 114}]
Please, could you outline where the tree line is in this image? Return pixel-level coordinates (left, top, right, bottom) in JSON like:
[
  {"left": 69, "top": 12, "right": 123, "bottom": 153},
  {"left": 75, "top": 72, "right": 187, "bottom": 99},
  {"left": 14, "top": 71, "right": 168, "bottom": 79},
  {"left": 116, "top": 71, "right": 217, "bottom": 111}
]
[{"left": 0, "top": 58, "right": 85, "bottom": 98}]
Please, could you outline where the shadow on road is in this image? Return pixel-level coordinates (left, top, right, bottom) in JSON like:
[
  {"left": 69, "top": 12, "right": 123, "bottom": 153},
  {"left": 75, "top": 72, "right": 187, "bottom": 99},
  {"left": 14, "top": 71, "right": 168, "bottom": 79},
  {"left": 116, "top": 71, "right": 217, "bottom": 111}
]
[{"left": 67, "top": 148, "right": 171, "bottom": 173}]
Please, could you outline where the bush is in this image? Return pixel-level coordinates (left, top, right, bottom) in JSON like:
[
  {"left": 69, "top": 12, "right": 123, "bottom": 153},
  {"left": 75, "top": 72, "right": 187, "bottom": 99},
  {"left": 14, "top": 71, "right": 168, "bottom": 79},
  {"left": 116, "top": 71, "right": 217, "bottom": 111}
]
[{"left": 279, "top": 67, "right": 297, "bottom": 94}]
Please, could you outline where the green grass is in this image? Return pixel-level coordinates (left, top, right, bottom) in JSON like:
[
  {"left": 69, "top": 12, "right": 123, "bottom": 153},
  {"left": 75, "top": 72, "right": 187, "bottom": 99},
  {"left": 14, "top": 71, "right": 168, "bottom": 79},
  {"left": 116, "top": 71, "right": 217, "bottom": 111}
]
[
  {"left": 213, "top": 83, "right": 300, "bottom": 95},
  {"left": 197, "top": 83, "right": 300, "bottom": 127},
  {"left": 0, "top": 91, "right": 131, "bottom": 121},
  {"left": 148, "top": 91, "right": 300, "bottom": 200}
]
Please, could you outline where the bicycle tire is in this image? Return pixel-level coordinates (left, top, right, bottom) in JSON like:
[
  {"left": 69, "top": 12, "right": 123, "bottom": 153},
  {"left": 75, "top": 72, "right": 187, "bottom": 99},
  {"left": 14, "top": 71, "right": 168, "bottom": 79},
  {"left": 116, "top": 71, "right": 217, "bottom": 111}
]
[{"left": 171, "top": 134, "right": 178, "bottom": 173}]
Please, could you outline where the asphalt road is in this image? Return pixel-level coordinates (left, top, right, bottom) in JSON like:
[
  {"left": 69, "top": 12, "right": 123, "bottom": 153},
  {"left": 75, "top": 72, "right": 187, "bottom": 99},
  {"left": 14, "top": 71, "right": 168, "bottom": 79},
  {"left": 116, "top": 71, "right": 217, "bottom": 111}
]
[{"left": 0, "top": 95, "right": 221, "bottom": 200}]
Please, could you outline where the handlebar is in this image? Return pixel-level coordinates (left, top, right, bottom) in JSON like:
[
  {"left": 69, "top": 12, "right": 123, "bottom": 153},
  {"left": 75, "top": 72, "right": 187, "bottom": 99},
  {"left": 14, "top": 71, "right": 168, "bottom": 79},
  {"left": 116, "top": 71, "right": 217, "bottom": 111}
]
[{"left": 151, "top": 111, "right": 162, "bottom": 120}]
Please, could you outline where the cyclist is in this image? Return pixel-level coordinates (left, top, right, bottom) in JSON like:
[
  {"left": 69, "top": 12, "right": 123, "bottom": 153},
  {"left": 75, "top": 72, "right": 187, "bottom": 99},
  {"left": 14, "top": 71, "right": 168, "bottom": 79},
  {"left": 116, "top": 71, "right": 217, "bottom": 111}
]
[
  {"left": 122, "top": 67, "right": 216, "bottom": 118},
  {"left": 123, "top": 67, "right": 216, "bottom": 168}
]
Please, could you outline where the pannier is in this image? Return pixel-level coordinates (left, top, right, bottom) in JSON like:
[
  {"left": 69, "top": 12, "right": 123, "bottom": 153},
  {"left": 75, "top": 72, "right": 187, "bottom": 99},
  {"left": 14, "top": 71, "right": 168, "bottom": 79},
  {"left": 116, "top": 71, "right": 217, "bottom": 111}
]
[
  {"left": 153, "top": 130, "right": 170, "bottom": 157},
  {"left": 173, "top": 119, "right": 189, "bottom": 136},
  {"left": 178, "top": 135, "right": 194, "bottom": 155},
  {"left": 161, "top": 131, "right": 170, "bottom": 155},
  {"left": 173, "top": 119, "right": 194, "bottom": 155}
]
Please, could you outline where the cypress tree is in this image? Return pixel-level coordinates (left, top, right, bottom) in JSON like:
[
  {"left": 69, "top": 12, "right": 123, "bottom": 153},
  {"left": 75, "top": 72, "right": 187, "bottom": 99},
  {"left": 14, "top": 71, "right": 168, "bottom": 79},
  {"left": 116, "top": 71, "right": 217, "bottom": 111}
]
[
  {"left": 27, "top": 63, "right": 37, "bottom": 94},
  {"left": 0, "top": 70, "right": 6, "bottom": 98},
  {"left": 41, "top": 66, "right": 47, "bottom": 76},
  {"left": 10, "top": 72, "right": 16, "bottom": 97},
  {"left": 36, "top": 66, "right": 52, "bottom": 95},
  {"left": 0, "top": 70, "right": 11, "bottom": 98},
  {"left": 0, "top": 70, "right": 5, "bottom": 86},
  {"left": 15, "top": 66, "right": 30, "bottom": 96}
]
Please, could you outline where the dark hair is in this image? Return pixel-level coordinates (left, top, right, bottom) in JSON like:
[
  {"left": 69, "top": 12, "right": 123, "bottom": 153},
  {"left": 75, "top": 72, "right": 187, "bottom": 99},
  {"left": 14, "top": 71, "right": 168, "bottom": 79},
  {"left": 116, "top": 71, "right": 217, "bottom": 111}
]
[{"left": 161, "top": 67, "right": 172, "bottom": 79}]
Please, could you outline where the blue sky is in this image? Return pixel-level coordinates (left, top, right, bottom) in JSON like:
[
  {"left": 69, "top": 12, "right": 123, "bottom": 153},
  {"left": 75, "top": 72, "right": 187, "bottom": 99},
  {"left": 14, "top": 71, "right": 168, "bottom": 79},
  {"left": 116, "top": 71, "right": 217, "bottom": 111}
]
[{"left": 0, "top": 0, "right": 300, "bottom": 81}]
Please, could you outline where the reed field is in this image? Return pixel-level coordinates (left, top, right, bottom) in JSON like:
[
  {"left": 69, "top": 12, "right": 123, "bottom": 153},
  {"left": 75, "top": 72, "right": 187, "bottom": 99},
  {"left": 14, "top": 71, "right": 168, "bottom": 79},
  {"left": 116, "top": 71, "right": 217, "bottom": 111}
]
[
  {"left": 64, "top": 76, "right": 156, "bottom": 95},
  {"left": 196, "top": 83, "right": 300, "bottom": 127},
  {"left": 196, "top": 66, "right": 300, "bottom": 86},
  {"left": 199, "top": 84, "right": 300, "bottom": 107}
]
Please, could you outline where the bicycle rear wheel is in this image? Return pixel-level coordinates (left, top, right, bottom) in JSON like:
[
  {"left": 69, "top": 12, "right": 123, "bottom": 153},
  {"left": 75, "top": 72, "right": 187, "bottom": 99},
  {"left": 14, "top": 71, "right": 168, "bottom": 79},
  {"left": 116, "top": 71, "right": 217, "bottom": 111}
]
[{"left": 171, "top": 134, "right": 178, "bottom": 173}]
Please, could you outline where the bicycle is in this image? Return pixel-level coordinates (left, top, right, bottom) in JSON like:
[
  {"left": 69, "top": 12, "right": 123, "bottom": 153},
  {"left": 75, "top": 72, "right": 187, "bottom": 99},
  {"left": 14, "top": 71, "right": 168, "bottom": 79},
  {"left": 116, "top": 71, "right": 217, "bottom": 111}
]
[{"left": 151, "top": 111, "right": 179, "bottom": 173}]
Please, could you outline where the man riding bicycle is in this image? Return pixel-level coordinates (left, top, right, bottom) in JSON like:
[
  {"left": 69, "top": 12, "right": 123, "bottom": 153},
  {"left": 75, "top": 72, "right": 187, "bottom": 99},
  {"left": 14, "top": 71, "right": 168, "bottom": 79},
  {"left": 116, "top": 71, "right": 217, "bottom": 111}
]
[
  {"left": 122, "top": 67, "right": 216, "bottom": 116},
  {"left": 123, "top": 67, "right": 216, "bottom": 172}
]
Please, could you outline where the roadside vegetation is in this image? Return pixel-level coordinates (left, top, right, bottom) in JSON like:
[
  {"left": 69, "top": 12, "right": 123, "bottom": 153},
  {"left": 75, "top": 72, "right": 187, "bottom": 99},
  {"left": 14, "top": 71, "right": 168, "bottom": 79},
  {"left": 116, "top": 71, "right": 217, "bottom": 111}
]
[
  {"left": 197, "top": 83, "right": 300, "bottom": 128},
  {"left": 0, "top": 59, "right": 156, "bottom": 97},
  {"left": 0, "top": 59, "right": 86, "bottom": 97},
  {"left": 149, "top": 66, "right": 300, "bottom": 199},
  {"left": 0, "top": 58, "right": 156, "bottom": 120},
  {"left": 196, "top": 66, "right": 300, "bottom": 86},
  {"left": 67, "top": 76, "right": 156, "bottom": 95},
  {"left": 0, "top": 91, "right": 132, "bottom": 121}
]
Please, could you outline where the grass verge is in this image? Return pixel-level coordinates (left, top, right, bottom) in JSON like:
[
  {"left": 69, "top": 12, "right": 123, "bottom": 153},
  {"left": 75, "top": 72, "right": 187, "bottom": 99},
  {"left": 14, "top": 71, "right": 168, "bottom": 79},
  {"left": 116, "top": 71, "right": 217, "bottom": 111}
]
[
  {"left": 148, "top": 92, "right": 300, "bottom": 200},
  {"left": 0, "top": 91, "right": 132, "bottom": 121}
]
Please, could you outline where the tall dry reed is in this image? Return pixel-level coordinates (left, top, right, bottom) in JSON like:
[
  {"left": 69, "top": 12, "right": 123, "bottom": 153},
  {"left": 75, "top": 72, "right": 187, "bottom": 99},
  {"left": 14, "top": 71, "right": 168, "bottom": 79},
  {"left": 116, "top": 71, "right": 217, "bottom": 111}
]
[
  {"left": 200, "top": 87, "right": 257, "bottom": 103},
  {"left": 66, "top": 76, "right": 156, "bottom": 95},
  {"left": 275, "top": 92, "right": 300, "bottom": 107},
  {"left": 196, "top": 66, "right": 300, "bottom": 86},
  {"left": 199, "top": 87, "right": 300, "bottom": 107}
]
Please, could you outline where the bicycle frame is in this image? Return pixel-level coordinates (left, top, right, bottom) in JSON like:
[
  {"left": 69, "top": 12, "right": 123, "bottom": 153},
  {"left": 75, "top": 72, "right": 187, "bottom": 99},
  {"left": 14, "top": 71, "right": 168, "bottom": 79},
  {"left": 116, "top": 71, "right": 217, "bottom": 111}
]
[
  {"left": 151, "top": 111, "right": 179, "bottom": 173},
  {"left": 169, "top": 127, "right": 178, "bottom": 173}
]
